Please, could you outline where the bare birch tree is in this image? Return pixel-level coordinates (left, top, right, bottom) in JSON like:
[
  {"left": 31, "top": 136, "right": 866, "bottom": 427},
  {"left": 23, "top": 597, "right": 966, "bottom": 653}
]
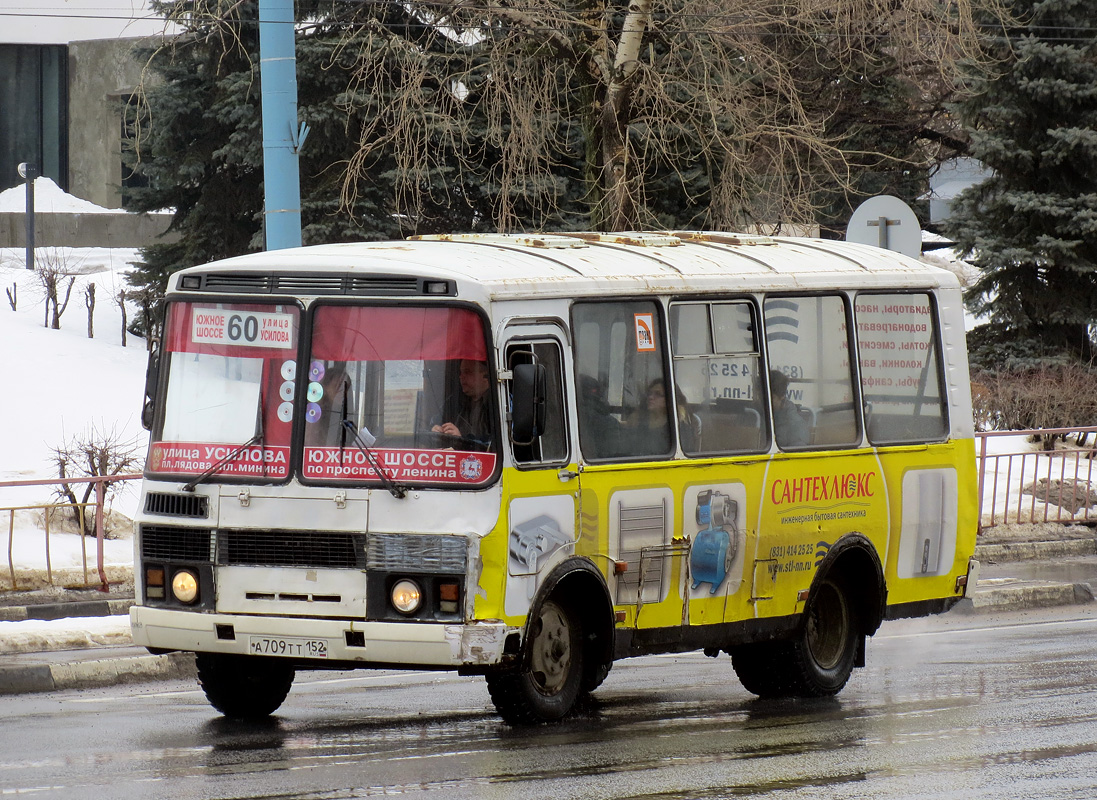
[
  {"left": 51, "top": 424, "right": 141, "bottom": 536},
  {"left": 116, "top": 288, "right": 129, "bottom": 347},
  {"left": 85, "top": 282, "right": 96, "bottom": 338}
]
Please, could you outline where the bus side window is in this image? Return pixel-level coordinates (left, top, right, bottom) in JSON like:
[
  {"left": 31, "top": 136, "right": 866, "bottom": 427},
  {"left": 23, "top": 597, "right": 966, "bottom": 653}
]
[
  {"left": 669, "top": 300, "right": 765, "bottom": 455},
  {"left": 572, "top": 301, "right": 671, "bottom": 461},
  {"left": 856, "top": 292, "right": 948, "bottom": 444},
  {"left": 763, "top": 294, "right": 860, "bottom": 450},
  {"left": 507, "top": 342, "right": 568, "bottom": 464}
]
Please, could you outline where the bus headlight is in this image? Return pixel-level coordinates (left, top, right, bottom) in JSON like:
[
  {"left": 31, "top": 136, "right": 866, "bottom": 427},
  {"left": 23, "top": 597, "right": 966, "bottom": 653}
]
[
  {"left": 391, "top": 579, "right": 422, "bottom": 615},
  {"left": 171, "top": 569, "right": 200, "bottom": 604}
]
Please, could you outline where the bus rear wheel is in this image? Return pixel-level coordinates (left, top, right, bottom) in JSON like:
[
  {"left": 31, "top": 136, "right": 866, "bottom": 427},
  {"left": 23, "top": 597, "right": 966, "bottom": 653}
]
[
  {"left": 196, "top": 653, "right": 295, "bottom": 719},
  {"left": 795, "top": 577, "right": 858, "bottom": 694},
  {"left": 731, "top": 577, "right": 858, "bottom": 698},
  {"left": 486, "top": 599, "right": 584, "bottom": 724}
]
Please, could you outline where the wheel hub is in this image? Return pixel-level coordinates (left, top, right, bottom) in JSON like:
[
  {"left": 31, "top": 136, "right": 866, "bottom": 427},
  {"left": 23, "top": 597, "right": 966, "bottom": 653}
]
[
  {"left": 806, "top": 581, "right": 849, "bottom": 670},
  {"left": 529, "top": 602, "right": 572, "bottom": 694}
]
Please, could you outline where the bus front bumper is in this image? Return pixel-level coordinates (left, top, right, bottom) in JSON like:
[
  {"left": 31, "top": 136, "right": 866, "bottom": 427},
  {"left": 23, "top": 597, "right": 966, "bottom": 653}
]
[{"left": 129, "top": 605, "right": 511, "bottom": 669}]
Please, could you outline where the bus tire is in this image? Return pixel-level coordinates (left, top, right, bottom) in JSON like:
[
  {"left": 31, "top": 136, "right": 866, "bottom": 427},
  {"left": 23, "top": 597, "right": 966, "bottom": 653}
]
[
  {"left": 581, "top": 659, "right": 612, "bottom": 694},
  {"left": 729, "top": 641, "right": 788, "bottom": 697},
  {"left": 196, "top": 653, "right": 295, "bottom": 719},
  {"left": 790, "top": 576, "right": 858, "bottom": 696},
  {"left": 486, "top": 598, "right": 584, "bottom": 724},
  {"left": 731, "top": 577, "right": 858, "bottom": 698}
]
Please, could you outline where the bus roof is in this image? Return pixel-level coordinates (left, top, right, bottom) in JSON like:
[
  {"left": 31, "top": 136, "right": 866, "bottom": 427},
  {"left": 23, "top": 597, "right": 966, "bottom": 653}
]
[{"left": 170, "top": 231, "right": 961, "bottom": 300}]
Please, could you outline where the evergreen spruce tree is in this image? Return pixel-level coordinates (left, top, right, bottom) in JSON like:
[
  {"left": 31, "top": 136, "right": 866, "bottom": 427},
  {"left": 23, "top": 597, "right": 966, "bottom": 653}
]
[{"left": 948, "top": 0, "right": 1097, "bottom": 363}]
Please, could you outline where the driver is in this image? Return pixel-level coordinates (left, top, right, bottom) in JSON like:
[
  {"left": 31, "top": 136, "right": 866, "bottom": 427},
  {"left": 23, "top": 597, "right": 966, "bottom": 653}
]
[{"left": 432, "top": 359, "right": 492, "bottom": 447}]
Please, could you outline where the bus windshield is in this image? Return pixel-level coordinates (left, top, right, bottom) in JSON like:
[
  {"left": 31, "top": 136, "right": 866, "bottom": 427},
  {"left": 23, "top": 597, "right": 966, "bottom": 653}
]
[
  {"left": 301, "top": 304, "right": 498, "bottom": 487},
  {"left": 148, "top": 301, "right": 301, "bottom": 480},
  {"left": 147, "top": 301, "right": 499, "bottom": 488}
]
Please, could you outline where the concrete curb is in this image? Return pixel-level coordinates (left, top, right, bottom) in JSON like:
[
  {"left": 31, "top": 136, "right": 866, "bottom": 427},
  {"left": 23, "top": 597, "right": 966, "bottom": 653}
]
[
  {"left": 0, "top": 651, "right": 194, "bottom": 695},
  {"left": 0, "top": 599, "right": 134, "bottom": 623},
  {"left": 959, "top": 579, "right": 1095, "bottom": 614},
  {"left": 975, "top": 538, "right": 1097, "bottom": 563}
]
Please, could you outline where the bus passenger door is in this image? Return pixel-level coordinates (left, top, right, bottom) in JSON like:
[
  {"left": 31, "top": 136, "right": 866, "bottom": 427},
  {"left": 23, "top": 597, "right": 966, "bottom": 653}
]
[{"left": 500, "top": 326, "right": 581, "bottom": 620}]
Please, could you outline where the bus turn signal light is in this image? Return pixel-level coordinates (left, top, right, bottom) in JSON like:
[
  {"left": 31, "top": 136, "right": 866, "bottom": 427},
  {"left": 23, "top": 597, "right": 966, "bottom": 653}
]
[
  {"left": 146, "top": 567, "right": 165, "bottom": 599},
  {"left": 438, "top": 581, "right": 460, "bottom": 613}
]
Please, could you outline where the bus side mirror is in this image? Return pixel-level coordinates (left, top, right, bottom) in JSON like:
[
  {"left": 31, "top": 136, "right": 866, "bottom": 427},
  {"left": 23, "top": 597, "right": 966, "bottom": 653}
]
[
  {"left": 141, "top": 345, "right": 160, "bottom": 431},
  {"left": 511, "top": 362, "right": 546, "bottom": 445}
]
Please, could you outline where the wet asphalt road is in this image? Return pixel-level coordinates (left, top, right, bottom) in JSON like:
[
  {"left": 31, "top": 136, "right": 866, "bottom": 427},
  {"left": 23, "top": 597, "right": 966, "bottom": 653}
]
[{"left": 3, "top": 605, "right": 1097, "bottom": 800}]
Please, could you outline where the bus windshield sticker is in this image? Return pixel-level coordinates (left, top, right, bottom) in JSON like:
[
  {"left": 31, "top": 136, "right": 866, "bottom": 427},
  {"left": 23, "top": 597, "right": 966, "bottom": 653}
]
[
  {"left": 634, "top": 313, "right": 656, "bottom": 352},
  {"left": 191, "top": 309, "right": 296, "bottom": 349},
  {"left": 148, "top": 442, "right": 290, "bottom": 479},
  {"left": 302, "top": 446, "right": 495, "bottom": 485}
]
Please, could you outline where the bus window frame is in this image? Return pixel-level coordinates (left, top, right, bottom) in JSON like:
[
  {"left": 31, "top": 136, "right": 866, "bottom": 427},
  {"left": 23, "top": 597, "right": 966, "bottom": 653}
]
[
  {"left": 504, "top": 336, "right": 572, "bottom": 470},
  {"left": 762, "top": 291, "right": 864, "bottom": 453},
  {"left": 668, "top": 294, "right": 767, "bottom": 458},
  {"left": 853, "top": 288, "right": 951, "bottom": 447},
  {"left": 295, "top": 297, "right": 503, "bottom": 491},
  {"left": 144, "top": 294, "right": 306, "bottom": 487},
  {"left": 569, "top": 297, "right": 675, "bottom": 464}
]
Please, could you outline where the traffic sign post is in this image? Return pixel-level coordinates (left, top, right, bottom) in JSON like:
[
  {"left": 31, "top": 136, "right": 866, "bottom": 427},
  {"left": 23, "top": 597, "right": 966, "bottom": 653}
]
[{"left": 846, "top": 195, "right": 921, "bottom": 259}]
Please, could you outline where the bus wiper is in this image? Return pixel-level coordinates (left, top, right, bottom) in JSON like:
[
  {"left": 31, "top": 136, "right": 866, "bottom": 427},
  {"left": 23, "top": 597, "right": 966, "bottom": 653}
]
[
  {"left": 341, "top": 418, "right": 407, "bottom": 499},
  {"left": 182, "top": 401, "right": 265, "bottom": 489},
  {"left": 182, "top": 392, "right": 265, "bottom": 492}
]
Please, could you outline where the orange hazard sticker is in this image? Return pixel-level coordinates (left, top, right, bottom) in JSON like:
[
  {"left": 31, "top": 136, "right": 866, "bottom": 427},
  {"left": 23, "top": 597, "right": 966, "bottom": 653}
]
[{"left": 634, "top": 313, "right": 656, "bottom": 352}]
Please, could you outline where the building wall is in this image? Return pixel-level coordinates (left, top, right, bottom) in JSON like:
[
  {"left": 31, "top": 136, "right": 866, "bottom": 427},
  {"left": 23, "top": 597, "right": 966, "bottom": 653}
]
[
  {"left": 68, "top": 37, "right": 160, "bottom": 210},
  {"left": 0, "top": 210, "right": 174, "bottom": 248},
  {"left": 0, "top": 44, "right": 67, "bottom": 193}
]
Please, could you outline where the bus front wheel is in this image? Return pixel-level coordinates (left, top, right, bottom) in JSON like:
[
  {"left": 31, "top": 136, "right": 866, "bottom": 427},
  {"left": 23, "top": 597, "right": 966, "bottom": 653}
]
[
  {"left": 731, "top": 577, "right": 858, "bottom": 698},
  {"left": 196, "top": 653, "right": 295, "bottom": 719},
  {"left": 486, "top": 598, "right": 584, "bottom": 724}
]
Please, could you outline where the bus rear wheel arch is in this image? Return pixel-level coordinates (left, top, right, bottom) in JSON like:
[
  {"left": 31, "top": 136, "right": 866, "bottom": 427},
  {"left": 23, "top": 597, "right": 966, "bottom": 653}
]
[{"left": 731, "top": 534, "right": 884, "bottom": 698}]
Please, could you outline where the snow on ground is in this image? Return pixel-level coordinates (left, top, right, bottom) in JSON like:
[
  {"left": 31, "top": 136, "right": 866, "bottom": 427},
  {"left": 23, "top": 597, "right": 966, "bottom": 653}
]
[
  {"left": 0, "top": 246, "right": 149, "bottom": 505},
  {"left": 0, "top": 176, "right": 125, "bottom": 214},
  {"left": 0, "top": 182, "right": 151, "bottom": 644},
  {"left": 0, "top": 615, "right": 133, "bottom": 655},
  {"left": 0, "top": 181, "right": 151, "bottom": 613}
]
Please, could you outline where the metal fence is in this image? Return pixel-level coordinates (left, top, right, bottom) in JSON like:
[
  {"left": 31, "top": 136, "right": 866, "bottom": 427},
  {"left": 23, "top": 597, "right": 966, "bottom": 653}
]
[
  {"left": 976, "top": 426, "right": 1097, "bottom": 530},
  {"left": 2, "top": 430, "right": 1095, "bottom": 591},
  {"left": 1, "top": 474, "right": 141, "bottom": 592}
]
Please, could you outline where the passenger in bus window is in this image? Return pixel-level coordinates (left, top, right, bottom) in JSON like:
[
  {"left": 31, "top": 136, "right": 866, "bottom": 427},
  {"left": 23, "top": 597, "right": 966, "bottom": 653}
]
[
  {"left": 577, "top": 375, "right": 621, "bottom": 459},
  {"left": 769, "top": 369, "right": 810, "bottom": 447},
  {"left": 623, "top": 379, "right": 696, "bottom": 455},
  {"left": 432, "top": 359, "right": 493, "bottom": 448}
]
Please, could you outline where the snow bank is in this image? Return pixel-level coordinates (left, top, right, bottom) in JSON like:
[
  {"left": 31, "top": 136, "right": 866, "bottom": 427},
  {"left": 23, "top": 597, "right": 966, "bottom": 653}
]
[{"left": 0, "top": 177, "right": 122, "bottom": 214}]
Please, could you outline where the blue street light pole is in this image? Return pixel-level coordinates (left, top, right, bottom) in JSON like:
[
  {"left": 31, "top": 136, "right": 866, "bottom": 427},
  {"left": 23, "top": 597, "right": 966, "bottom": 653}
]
[{"left": 259, "top": 0, "right": 307, "bottom": 251}]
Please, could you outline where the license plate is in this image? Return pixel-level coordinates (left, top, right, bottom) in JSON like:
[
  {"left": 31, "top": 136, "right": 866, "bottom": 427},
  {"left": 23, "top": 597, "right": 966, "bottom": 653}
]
[{"left": 248, "top": 635, "right": 329, "bottom": 659}]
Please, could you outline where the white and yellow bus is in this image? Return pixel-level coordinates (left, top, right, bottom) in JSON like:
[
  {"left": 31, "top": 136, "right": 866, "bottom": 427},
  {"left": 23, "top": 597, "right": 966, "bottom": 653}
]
[{"left": 130, "top": 231, "right": 979, "bottom": 723}]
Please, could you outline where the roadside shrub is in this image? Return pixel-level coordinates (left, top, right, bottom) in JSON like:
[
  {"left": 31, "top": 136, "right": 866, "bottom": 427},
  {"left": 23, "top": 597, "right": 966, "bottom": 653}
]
[
  {"left": 970, "top": 362, "right": 1097, "bottom": 447},
  {"left": 50, "top": 424, "right": 141, "bottom": 536}
]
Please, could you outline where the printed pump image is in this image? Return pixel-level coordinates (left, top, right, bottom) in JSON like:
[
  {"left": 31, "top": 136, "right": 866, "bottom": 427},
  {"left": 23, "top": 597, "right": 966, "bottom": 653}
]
[{"left": 691, "top": 490, "right": 738, "bottom": 593}]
